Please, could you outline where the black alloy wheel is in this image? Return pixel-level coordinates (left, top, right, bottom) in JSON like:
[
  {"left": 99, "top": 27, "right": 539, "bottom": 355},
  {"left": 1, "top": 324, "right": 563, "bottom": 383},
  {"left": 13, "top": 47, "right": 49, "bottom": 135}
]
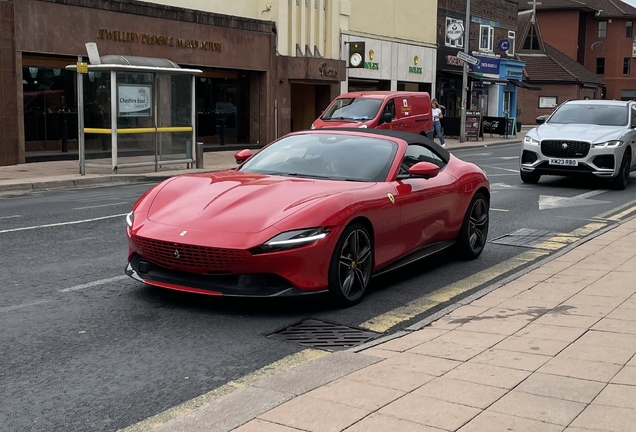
[
  {"left": 456, "top": 192, "right": 489, "bottom": 260},
  {"left": 611, "top": 151, "right": 631, "bottom": 190},
  {"left": 328, "top": 223, "right": 373, "bottom": 307}
]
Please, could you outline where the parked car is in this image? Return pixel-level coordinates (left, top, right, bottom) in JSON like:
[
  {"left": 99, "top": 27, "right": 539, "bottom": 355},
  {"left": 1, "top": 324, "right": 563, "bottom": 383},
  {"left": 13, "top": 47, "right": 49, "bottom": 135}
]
[
  {"left": 520, "top": 100, "right": 636, "bottom": 189},
  {"left": 312, "top": 91, "right": 434, "bottom": 139},
  {"left": 125, "top": 129, "right": 489, "bottom": 306}
]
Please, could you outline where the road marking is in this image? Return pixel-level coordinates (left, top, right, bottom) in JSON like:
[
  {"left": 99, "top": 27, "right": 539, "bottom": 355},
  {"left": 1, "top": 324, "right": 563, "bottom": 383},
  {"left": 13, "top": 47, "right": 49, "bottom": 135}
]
[
  {"left": 482, "top": 165, "right": 520, "bottom": 173},
  {"left": 360, "top": 250, "right": 549, "bottom": 333},
  {"left": 500, "top": 156, "right": 519, "bottom": 160},
  {"left": 0, "top": 214, "right": 21, "bottom": 220},
  {"left": 539, "top": 190, "right": 610, "bottom": 210},
  {"left": 72, "top": 202, "right": 128, "bottom": 210},
  {"left": 0, "top": 299, "right": 50, "bottom": 313},
  {"left": 595, "top": 198, "right": 636, "bottom": 219},
  {"left": 59, "top": 275, "right": 129, "bottom": 293},
  {"left": 119, "top": 348, "right": 328, "bottom": 432},
  {"left": 0, "top": 213, "right": 127, "bottom": 234},
  {"left": 607, "top": 204, "right": 636, "bottom": 221},
  {"left": 491, "top": 208, "right": 509, "bottom": 212}
]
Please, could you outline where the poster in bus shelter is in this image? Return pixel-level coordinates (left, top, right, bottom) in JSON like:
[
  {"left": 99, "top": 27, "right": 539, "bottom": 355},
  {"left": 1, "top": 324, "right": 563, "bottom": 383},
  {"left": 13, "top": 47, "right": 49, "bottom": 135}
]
[{"left": 118, "top": 84, "right": 152, "bottom": 117}]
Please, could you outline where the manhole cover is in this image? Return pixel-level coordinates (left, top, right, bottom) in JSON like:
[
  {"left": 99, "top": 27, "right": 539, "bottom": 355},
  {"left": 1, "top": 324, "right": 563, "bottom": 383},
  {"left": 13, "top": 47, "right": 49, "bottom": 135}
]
[
  {"left": 490, "top": 228, "right": 579, "bottom": 250},
  {"left": 268, "top": 319, "right": 380, "bottom": 351}
]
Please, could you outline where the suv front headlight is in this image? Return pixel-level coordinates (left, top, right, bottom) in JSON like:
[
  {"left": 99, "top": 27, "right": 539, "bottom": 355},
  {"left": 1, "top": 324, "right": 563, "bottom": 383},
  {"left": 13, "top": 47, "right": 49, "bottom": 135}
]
[
  {"left": 126, "top": 211, "right": 134, "bottom": 228},
  {"left": 523, "top": 136, "right": 539, "bottom": 145},
  {"left": 592, "top": 140, "right": 623, "bottom": 148}
]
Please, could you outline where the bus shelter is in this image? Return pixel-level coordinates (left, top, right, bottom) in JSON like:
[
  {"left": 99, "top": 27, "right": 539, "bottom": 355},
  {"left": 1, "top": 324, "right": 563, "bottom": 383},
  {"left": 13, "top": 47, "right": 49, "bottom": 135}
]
[{"left": 66, "top": 55, "right": 202, "bottom": 174}]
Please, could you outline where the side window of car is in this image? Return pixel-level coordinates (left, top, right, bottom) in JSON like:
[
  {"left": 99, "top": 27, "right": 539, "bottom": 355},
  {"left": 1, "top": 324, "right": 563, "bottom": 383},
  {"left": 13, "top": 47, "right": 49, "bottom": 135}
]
[
  {"left": 383, "top": 99, "right": 396, "bottom": 121},
  {"left": 631, "top": 106, "right": 636, "bottom": 127},
  {"left": 400, "top": 144, "right": 446, "bottom": 174}
]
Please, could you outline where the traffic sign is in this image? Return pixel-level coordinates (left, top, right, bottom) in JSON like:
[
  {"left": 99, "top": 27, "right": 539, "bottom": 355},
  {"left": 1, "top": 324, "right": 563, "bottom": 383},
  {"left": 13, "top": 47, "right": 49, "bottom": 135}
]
[{"left": 457, "top": 51, "right": 480, "bottom": 66}]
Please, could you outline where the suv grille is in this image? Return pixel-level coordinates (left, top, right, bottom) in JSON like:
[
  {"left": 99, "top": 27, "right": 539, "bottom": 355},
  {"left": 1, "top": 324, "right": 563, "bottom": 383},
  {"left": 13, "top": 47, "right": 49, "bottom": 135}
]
[
  {"left": 541, "top": 140, "right": 590, "bottom": 158},
  {"left": 130, "top": 234, "right": 250, "bottom": 271}
]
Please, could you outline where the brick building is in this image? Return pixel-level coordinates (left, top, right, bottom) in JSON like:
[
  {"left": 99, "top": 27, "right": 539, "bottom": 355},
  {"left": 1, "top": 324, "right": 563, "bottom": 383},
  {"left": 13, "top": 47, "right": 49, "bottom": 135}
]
[
  {"left": 436, "top": 0, "right": 526, "bottom": 125},
  {"left": 519, "top": 0, "right": 636, "bottom": 101},
  {"left": 516, "top": 11, "right": 604, "bottom": 125}
]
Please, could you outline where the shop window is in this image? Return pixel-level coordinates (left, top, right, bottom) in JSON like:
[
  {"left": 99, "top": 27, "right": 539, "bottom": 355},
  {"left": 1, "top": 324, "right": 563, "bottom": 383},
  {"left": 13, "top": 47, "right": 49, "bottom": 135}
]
[
  {"left": 598, "top": 21, "right": 607, "bottom": 39},
  {"left": 507, "top": 31, "right": 516, "bottom": 56},
  {"left": 22, "top": 63, "right": 78, "bottom": 149},
  {"left": 597, "top": 57, "right": 605, "bottom": 75},
  {"left": 479, "top": 25, "right": 494, "bottom": 52},
  {"left": 445, "top": 18, "right": 464, "bottom": 48},
  {"left": 628, "top": 21, "right": 633, "bottom": 38},
  {"left": 625, "top": 58, "right": 631, "bottom": 75}
]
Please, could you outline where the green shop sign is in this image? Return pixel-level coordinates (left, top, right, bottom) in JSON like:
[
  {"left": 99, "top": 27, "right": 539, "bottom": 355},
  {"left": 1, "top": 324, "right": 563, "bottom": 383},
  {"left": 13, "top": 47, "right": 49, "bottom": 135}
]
[
  {"left": 364, "top": 62, "right": 379, "bottom": 70},
  {"left": 409, "top": 66, "right": 423, "bottom": 74}
]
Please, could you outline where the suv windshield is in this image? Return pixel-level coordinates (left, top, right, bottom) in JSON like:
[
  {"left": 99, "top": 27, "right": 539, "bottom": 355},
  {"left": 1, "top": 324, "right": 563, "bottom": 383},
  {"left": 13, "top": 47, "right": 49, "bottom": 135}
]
[
  {"left": 548, "top": 104, "right": 628, "bottom": 126},
  {"left": 321, "top": 98, "right": 383, "bottom": 121}
]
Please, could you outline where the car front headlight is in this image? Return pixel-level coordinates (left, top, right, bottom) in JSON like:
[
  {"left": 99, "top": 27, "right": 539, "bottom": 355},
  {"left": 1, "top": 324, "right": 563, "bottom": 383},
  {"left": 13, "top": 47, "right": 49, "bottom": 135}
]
[
  {"left": 593, "top": 140, "right": 623, "bottom": 148},
  {"left": 126, "top": 211, "right": 134, "bottom": 228},
  {"left": 310, "top": 123, "right": 316, "bottom": 129},
  {"left": 523, "top": 136, "right": 539, "bottom": 145},
  {"left": 252, "top": 227, "right": 330, "bottom": 253}
]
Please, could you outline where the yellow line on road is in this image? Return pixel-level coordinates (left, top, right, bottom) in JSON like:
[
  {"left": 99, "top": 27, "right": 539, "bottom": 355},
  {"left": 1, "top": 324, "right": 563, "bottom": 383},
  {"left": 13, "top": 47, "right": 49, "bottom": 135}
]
[
  {"left": 359, "top": 250, "right": 549, "bottom": 333},
  {"left": 607, "top": 204, "right": 636, "bottom": 221},
  {"left": 118, "top": 348, "right": 327, "bottom": 432},
  {"left": 595, "top": 198, "right": 636, "bottom": 219}
]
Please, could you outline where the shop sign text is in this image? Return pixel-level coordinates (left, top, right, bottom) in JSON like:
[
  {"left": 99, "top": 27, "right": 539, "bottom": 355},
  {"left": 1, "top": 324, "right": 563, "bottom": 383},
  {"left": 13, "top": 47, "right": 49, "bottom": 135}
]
[
  {"left": 97, "top": 29, "right": 222, "bottom": 52},
  {"left": 409, "top": 66, "right": 423, "bottom": 74},
  {"left": 445, "top": 55, "right": 465, "bottom": 67},
  {"left": 319, "top": 62, "right": 338, "bottom": 78},
  {"left": 364, "top": 62, "right": 379, "bottom": 70}
]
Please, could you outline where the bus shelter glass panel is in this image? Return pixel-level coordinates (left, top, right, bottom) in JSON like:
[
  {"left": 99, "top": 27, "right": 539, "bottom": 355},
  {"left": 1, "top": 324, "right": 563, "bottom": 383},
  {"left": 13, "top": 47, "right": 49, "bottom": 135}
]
[
  {"left": 156, "top": 74, "right": 192, "bottom": 161},
  {"left": 83, "top": 72, "right": 111, "bottom": 160},
  {"left": 116, "top": 72, "right": 155, "bottom": 164}
]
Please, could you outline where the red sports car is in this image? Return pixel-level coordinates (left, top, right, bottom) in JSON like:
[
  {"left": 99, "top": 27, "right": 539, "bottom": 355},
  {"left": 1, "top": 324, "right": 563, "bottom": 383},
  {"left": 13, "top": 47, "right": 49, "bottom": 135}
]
[{"left": 125, "top": 129, "right": 489, "bottom": 306}]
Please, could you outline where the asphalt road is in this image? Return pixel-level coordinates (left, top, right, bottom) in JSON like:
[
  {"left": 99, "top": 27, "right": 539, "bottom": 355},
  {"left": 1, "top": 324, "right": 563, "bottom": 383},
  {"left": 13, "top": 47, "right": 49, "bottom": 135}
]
[{"left": 2, "top": 142, "right": 636, "bottom": 431}]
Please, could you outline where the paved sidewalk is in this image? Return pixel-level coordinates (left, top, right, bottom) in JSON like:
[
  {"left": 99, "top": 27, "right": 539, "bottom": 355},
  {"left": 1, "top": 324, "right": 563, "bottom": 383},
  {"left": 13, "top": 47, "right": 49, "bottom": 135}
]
[
  {"left": 147, "top": 217, "right": 636, "bottom": 432},
  {"left": 0, "top": 132, "right": 525, "bottom": 194}
]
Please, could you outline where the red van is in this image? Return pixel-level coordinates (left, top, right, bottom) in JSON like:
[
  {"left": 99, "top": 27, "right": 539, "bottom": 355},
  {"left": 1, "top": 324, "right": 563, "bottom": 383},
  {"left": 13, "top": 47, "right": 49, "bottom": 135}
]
[{"left": 312, "top": 91, "right": 434, "bottom": 139}]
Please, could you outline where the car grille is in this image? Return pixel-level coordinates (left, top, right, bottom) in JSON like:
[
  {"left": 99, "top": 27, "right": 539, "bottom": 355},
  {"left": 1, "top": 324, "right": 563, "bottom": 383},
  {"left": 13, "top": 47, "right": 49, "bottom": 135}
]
[
  {"left": 130, "top": 234, "right": 250, "bottom": 271},
  {"left": 541, "top": 140, "right": 590, "bottom": 158}
]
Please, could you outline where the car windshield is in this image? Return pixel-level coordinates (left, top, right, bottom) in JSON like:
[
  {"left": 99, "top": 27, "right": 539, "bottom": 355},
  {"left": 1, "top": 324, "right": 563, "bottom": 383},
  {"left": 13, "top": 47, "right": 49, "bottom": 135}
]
[
  {"left": 320, "top": 98, "right": 383, "bottom": 121},
  {"left": 238, "top": 133, "right": 398, "bottom": 182},
  {"left": 548, "top": 104, "right": 629, "bottom": 126}
]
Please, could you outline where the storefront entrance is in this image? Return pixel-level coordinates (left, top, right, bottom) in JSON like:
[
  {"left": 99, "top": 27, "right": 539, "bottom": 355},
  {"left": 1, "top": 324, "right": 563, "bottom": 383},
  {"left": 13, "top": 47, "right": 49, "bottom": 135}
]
[{"left": 290, "top": 83, "right": 333, "bottom": 132}]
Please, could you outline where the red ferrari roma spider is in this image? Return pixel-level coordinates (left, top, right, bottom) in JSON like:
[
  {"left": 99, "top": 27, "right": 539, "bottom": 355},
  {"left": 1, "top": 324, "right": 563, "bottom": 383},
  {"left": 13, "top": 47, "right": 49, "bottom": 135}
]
[{"left": 125, "top": 129, "right": 489, "bottom": 306}]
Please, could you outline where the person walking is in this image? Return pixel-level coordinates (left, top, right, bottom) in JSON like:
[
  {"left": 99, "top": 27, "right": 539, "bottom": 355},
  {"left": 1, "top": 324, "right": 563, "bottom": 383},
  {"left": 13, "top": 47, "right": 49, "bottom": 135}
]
[{"left": 432, "top": 99, "right": 445, "bottom": 147}]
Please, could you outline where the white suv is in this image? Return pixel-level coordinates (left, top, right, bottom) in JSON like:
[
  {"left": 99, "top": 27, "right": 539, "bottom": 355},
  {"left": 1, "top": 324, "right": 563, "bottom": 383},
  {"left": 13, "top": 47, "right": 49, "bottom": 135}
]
[{"left": 520, "top": 100, "right": 636, "bottom": 190}]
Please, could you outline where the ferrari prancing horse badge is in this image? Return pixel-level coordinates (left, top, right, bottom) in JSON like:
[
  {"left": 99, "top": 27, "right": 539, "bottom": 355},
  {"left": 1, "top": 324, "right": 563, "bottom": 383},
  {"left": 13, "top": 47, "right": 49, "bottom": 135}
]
[{"left": 387, "top": 193, "right": 395, "bottom": 204}]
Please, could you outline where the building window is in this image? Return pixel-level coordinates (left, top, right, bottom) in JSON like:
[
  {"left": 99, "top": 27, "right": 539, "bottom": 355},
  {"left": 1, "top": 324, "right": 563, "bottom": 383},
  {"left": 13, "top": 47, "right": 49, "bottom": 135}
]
[
  {"left": 628, "top": 21, "right": 634, "bottom": 38},
  {"left": 625, "top": 58, "right": 631, "bottom": 75},
  {"left": 523, "top": 24, "right": 540, "bottom": 50},
  {"left": 445, "top": 18, "right": 464, "bottom": 48},
  {"left": 508, "top": 30, "right": 516, "bottom": 55},
  {"left": 479, "top": 25, "right": 494, "bottom": 52},
  {"left": 597, "top": 57, "right": 605, "bottom": 74},
  {"left": 598, "top": 21, "right": 607, "bottom": 39}
]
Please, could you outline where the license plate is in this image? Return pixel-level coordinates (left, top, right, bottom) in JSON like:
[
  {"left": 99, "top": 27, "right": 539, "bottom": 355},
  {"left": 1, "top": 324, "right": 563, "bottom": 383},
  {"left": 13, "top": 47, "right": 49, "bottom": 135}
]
[{"left": 549, "top": 158, "right": 578, "bottom": 166}]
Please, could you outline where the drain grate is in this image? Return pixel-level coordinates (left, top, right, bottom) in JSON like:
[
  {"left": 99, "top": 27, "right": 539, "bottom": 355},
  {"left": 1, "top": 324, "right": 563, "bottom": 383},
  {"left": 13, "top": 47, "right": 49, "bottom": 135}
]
[
  {"left": 490, "top": 228, "right": 579, "bottom": 250},
  {"left": 267, "top": 319, "right": 380, "bottom": 352}
]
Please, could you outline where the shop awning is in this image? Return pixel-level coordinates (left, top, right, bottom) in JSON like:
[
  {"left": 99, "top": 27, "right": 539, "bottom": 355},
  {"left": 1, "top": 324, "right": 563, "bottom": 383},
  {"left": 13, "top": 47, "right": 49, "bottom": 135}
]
[
  {"left": 509, "top": 81, "right": 542, "bottom": 91},
  {"left": 442, "top": 70, "right": 510, "bottom": 85}
]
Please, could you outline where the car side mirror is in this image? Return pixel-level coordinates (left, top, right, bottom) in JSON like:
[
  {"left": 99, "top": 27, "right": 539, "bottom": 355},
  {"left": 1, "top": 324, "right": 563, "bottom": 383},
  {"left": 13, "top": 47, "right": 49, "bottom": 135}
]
[
  {"left": 234, "top": 149, "right": 253, "bottom": 164},
  {"left": 408, "top": 161, "right": 440, "bottom": 179},
  {"left": 535, "top": 115, "right": 546, "bottom": 125},
  {"left": 382, "top": 112, "right": 393, "bottom": 124}
]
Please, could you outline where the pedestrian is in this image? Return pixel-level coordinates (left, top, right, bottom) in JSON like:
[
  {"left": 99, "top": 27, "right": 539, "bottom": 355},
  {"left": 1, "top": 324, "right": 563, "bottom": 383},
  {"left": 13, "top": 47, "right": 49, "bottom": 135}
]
[{"left": 432, "top": 99, "right": 445, "bottom": 147}]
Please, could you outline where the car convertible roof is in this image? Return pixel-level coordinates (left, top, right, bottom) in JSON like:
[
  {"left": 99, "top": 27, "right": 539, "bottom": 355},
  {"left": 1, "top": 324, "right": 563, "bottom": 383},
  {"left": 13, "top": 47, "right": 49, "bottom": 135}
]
[{"left": 315, "top": 128, "right": 450, "bottom": 164}]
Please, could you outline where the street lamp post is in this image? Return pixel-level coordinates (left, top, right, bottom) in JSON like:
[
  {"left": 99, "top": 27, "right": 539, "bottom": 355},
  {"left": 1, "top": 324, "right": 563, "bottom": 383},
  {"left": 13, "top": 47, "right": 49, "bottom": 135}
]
[{"left": 460, "top": 0, "right": 471, "bottom": 143}]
